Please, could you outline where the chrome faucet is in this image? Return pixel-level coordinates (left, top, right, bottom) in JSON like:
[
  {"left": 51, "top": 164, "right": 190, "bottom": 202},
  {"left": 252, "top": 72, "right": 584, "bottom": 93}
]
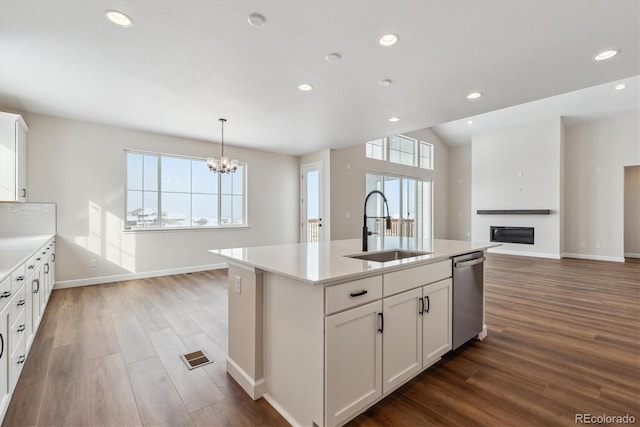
[{"left": 362, "top": 190, "right": 392, "bottom": 251}]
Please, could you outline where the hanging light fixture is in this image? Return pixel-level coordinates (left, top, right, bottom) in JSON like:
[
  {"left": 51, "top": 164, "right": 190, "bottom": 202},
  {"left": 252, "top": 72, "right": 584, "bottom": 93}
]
[{"left": 207, "top": 118, "right": 238, "bottom": 173}]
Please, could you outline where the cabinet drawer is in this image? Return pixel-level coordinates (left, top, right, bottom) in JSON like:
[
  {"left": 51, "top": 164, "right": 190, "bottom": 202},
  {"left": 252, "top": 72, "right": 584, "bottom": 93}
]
[
  {"left": 24, "top": 255, "right": 37, "bottom": 280},
  {"left": 325, "top": 276, "right": 382, "bottom": 315},
  {"left": 384, "top": 260, "right": 452, "bottom": 297},
  {"left": 10, "top": 284, "right": 26, "bottom": 321},
  {"left": 11, "top": 332, "right": 26, "bottom": 391},
  {"left": 11, "top": 308, "right": 26, "bottom": 355},
  {"left": 0, "top": 277, "right": 11, "bottom": 312},
  {"left": 11, "top": 265, "right": 27, "bottom": 294}
]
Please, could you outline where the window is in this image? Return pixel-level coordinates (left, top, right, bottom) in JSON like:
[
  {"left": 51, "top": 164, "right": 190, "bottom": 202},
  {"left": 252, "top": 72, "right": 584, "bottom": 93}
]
[
  {"left": 365, "top": 135, "right": 434, "bottom": 170},
  {"left": 365, "top": 172, "right": 432, "bottom": 244},
  {"left": 365, "top": 138, "right": 385, "bottom": 160},
  {"left": 389, "top": 135, "right": 415, "bottom": 166},
  {"left": 125, "top": 150, "right": 246, "bottom": 230},
  {"left": 419, "top": 141, "right": 433, "bottom": 169}
]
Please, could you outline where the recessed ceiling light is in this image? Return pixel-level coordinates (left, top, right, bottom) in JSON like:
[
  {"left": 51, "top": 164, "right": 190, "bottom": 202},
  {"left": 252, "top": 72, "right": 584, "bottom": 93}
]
[
  {"left": 298, "top": 83, "right": 313, "bottom": 91},
  {"left": 248, "top": 13, "right": 266, "bottom": 27},
  {"left": 467, "top": 120, "right": 474, "bottom": 125},
  {"left": 467, "top": 92, "right": 483, "bottom": 100},
  {"left": 615, "top": 83, "right": 626, "bottom": 90},
  {"left": 326, "top": 53, "right": 342, "bottom": 62},
  {"left": 389, "top": 117, "right": 400, "bottom": 122},
  {"left": 379, "top": 79, "right": 392, "bottom": 87},
  {"left": 105, "top": 10, "right": 133, "bottom": 27},
  {"left": 378, "top": 34, "right": 398, "bottom": 47},
  {"left": 593, "top": 49, "right": 620, "bottom": 61}
]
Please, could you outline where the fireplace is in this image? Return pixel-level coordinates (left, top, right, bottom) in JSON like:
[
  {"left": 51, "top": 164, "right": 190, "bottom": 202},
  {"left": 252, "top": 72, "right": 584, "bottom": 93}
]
[{"left": 490, "top": 226, "right": 534, "bottom": 245}]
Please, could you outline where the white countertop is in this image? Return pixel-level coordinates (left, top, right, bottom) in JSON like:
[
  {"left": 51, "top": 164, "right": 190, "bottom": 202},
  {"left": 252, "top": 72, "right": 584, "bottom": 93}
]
[
  {"left": 210, "top": 238, "right": 500, "bottom": 285},
  {"left": 0, "top": 234, "right": 56, "bottom": 283}
]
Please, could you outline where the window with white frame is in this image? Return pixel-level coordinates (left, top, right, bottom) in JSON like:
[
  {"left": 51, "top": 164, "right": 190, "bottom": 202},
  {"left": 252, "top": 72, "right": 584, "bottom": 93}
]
[
  {"left": 419, "top": 141, "right": 434, "bottom": 169},
  {"left": 125, "top": 150, "right": 246, "bottom": 230},
  {"left": 365, "top": 135, "right": 434, "bottom": 170},
  {"left": 365, "top": 138, "right": 385, "bottom": 160}
]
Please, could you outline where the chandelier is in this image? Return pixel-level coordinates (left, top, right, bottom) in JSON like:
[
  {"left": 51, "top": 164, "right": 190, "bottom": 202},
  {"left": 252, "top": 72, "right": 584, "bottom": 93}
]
[{"left": 207, "top": 118, "right": 238, "bottom": 173}]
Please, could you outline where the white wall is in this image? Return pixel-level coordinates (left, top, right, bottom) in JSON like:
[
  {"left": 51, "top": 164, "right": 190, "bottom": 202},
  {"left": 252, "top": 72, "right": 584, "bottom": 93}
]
[
  {"left": 447, "top": 144, "right": 471, "bottom": 241},
  {"left": 330, "top": 129, "right": 449, "bottom": 240},
  {"left": 624, "top": 166, "right": 640, "bottom": 257},
  {"left": 471, "top": 118, "right": 563, "bottom": 258},
  {"left": 23, "top": 112, "right": 299, "bottom": 286},
  {"left": 564, "top": 112, "right": 640, "bottom": 261}
]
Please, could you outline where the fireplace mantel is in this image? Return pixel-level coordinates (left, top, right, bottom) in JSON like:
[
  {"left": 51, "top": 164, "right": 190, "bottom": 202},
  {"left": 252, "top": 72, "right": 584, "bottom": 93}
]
[{"left": 477, "top": 209, "right": 551, "bottom": 215}]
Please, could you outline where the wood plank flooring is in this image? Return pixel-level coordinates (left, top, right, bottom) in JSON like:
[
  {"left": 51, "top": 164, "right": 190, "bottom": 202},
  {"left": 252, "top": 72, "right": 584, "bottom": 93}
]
[{"left": 3, "top": 255, "right": 639, "bottom": 426}]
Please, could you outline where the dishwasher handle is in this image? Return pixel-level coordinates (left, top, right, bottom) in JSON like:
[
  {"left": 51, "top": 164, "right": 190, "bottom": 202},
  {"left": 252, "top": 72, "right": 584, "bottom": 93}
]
[{"left": 454, "top": 256, "right": 485, "bottom": 268}]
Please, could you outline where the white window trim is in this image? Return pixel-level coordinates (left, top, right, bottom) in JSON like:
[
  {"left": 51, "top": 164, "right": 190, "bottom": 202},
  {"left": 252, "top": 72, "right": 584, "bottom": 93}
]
[{"left": 123, "top": 149, "right": 248, "bottom": 231}]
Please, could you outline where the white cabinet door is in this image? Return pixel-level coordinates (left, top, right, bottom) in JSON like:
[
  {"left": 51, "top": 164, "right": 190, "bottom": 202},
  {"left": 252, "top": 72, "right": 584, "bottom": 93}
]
[
  {"left": 30, "top": 268, "right": 43, "bottom": 332},
  {"left": 0, "top": 113, "right": 28, "bottom": 202},
  {"left": 325, "top": 300, "right": 382, "bottom": 427},
  {"left": 16, "top": 120, "right": 27, "bottom": 202},
  {"left": 422, "top": 279, "right": 452, "bottom": 368},
  {"left": 382, "top": 288, "right": 422, "bottom": 395},
  {"left": 0, "top": 305, "right": 9, "bottom": 417}
]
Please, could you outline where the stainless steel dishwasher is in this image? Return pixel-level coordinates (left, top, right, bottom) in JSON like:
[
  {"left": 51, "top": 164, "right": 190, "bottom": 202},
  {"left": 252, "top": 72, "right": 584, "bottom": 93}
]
[{"left": 452, "top": 251, "right": 485, "bottom": 350}]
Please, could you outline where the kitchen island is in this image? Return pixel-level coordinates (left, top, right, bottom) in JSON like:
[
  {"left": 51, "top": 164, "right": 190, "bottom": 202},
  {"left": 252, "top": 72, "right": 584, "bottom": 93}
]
[{"left": 210, "top": 238, "right": 498, "bottom": 427}]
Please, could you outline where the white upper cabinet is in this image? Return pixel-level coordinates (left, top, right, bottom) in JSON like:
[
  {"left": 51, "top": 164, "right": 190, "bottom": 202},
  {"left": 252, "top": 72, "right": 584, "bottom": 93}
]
[{"left": 0, "top": 112, "right": 28, "bottom": 202}]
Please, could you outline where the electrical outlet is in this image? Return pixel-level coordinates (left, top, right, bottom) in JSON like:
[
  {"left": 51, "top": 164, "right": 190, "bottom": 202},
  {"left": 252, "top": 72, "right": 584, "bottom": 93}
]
[
  {"left": 90, "top": 259, "right": 97, "bottom": 268},
  {"left": 580, "top": 242, "right": 586, "bottom": 248},
  {"left": 346, "top": 212, "right": 351, "bottom": 219},
  {"left": 595, "top": 243, "right": 601, "bottom": 249},
  {"left": 235, "top": 276, "right": 242, "bottom": 294}
]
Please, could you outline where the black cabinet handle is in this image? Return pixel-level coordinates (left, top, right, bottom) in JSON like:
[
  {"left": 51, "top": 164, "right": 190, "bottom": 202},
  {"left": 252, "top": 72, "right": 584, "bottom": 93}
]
[
  {"left": 17, "top": 299, "right": 25, "bottom": 307},
  {"left": 17, "top": 324, "right": 25, "bottom": 333},
  {"left": 33, "top": 278, "right": 40, "bottom": 293},
  {"left": 350, "top": 289, "right": 368, "bottom": 297},
  {"left": 418, "top": 296, "right": 424, "bottom": 315},
  {"left": 378, "top": 312, "right": 384, "bottom": 333},
  {"left": 52, "top": 254, "right": 55, "bottom": 262},
  {"left": 16, "top": 276, "right": 25, "bottom": 282},
  {"left": 44, "top": 263, "right": 49, "bottom": 274},
  {"left": 0, "top": 333, "right": 4, "bottom": 358},
  {"left": 20, "top": 188, "right": 26, "bottom": 198},
  {"left": 424, "top": 296, "right": 430, "bottom": 314},
  {"left": 28, "top": 265, "right": 35, "bottom": 270},
  {"left": 36, "top": 257, "right": 41, "bottom": 261},
  {"left": 17, "top": 355, "right": 25, "bottom": 364},
  {"left": 0, "top": 291, "right": 11, "bottom": 299}
]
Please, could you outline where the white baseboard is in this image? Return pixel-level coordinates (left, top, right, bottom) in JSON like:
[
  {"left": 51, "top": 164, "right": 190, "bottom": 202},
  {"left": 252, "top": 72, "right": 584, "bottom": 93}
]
[
  {"left": 487, "top": 248, "right": 561, "bottom": 259},
  {"left": 624, "top": 252, "right": 640, "bottom": 259},
  {"left": 561, "top": 253, "right": 625, "bottom": 263},
  {"left": 53, "top": 263, "right": 227, "bottom": 289},
  {"left": 226, "top": 357, "right": 265, "bottom": 400},
  {"left": 478, "top": 324, "right": 488, "bottom": 341},
  {"left": 262, "top": 393, "right": 305, "bottom": 427}
]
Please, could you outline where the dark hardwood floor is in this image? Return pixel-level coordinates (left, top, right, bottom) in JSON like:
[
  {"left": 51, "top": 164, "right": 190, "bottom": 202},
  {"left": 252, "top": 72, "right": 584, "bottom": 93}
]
[{"left": 3, "top": 255, "right": 639, "bottom": 426}]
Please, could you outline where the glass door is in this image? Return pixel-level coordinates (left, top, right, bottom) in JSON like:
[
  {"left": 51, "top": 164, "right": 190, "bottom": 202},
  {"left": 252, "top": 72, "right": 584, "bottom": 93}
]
[{"left": 301, "top": 162, "right": 324, "bottom": 242}]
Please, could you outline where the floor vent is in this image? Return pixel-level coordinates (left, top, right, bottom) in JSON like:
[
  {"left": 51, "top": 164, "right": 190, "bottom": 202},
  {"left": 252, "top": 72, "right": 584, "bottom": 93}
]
[{"left": 181, "top": 350, "right": 213, "bottom": 370}]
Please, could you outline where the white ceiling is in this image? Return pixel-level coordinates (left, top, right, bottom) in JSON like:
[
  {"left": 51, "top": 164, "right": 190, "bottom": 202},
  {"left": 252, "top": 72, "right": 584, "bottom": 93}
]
[
  {"left": 433, "top": 75, "right": 640, "bottom": 145},
  {"left": 0, "top": 0, "right": 638, "bottom": 155}
]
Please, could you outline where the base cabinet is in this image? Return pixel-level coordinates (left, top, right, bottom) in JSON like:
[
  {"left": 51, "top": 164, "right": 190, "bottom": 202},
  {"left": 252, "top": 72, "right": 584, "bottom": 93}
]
[
  {"left": 325, "top": 301, "right": 382, "bottom": 427},
  {"left": 0, "top": 237, "right": 55, "bottom": 423}
]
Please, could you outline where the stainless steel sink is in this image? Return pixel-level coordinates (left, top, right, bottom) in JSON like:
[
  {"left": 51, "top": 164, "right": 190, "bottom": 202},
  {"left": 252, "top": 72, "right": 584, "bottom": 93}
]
[{"left": 345, "top": 249, "right": 432, "bottom": 263}]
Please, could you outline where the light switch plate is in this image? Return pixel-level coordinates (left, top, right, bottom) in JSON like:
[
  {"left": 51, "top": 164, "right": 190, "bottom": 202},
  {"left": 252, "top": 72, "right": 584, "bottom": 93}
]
[{"left": 235, "top": 276, "right": 241, "bottom": 294}]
